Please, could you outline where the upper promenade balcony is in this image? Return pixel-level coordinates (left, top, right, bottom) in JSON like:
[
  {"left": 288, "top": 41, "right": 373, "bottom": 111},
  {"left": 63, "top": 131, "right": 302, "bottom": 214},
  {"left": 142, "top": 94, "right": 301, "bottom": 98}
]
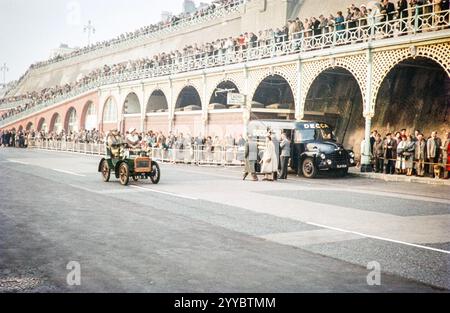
[{"left": 1, "top": 3, "right": 449, "bottom": 128}]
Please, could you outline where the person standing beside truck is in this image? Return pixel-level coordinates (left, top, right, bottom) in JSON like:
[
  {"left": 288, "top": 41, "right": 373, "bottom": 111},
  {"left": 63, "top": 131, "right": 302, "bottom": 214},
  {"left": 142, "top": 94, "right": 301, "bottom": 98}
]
[
  {"left": 243, "top": 135, "right": 259, "bottom": 181},
  {"left": 279, "top": 133, "right": 291, "bottom": 179}
]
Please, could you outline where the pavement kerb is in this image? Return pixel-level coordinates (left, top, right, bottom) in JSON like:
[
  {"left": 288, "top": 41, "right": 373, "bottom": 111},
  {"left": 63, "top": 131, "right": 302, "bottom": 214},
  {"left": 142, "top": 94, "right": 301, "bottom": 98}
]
[{"left": 349, "top": 171, "right": 450, "bottom": 186}]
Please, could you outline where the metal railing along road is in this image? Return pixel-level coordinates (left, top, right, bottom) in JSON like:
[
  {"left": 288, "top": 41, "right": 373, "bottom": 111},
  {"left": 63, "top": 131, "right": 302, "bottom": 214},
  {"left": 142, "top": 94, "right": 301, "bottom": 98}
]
[
  {"left": 1, "top": 3, "right": 449, "bottom": 127},
  {"left": 29, "top": 139, "right": 246, "bottom": 166}
]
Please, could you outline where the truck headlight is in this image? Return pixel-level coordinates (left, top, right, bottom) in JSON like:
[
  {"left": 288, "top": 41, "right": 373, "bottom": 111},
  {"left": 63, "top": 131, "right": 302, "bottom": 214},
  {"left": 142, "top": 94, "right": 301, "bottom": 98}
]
[
  {"left": 350, "top": 158, "right": 355, "bottom": 164},
  {"left": 327, "top": 160, "right": 332, "bottom": 165},
  {"left": 349, "top": 151, "right": 355, "bottom": 158},
  {"left": 320, "top": 153, "right": 326, "bottom": 160}
]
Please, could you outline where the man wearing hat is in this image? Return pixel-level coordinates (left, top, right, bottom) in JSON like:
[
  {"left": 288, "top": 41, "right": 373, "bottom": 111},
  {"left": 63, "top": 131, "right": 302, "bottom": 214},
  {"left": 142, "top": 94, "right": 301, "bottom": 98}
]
[
  {"left": 126, "top": 127, "right": 140, "bottom": 149},
  {"left": 106, "top": 128, "right": 123, "bottom": 158}
]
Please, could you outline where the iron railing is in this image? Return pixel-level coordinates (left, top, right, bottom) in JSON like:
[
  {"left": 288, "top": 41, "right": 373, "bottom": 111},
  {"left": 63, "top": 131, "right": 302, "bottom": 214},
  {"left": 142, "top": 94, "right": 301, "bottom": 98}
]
[
  {"left": 1, "top": 3, "right": 449, "bottom": 127},
  {"left": 28, "top": 139, "right": 246, "bottom": 166}
]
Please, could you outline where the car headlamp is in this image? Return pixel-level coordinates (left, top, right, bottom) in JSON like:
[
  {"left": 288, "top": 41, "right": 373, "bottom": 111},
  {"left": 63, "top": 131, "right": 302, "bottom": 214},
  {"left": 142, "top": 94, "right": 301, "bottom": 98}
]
[{"left": 320, "top": 153, "right": 326, "bottom": 160}]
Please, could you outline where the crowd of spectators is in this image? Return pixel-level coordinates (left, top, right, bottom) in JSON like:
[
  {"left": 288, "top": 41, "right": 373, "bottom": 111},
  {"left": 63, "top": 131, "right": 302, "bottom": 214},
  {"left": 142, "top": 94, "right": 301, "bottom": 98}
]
[
  {"left": 366, "top": 128, "right": 450, "bottom": 179},
  {"left": 1, "top": 1, "right": 448, "bottom": 122},
  {"left": 0, "top": 128, "right": 105, "bottom": 148},
  {"left": 2, "top": 125, "right": 449, "bottom": 179},
  {"left": 0, "top": 127, "right": 246, "bottom": 150}
]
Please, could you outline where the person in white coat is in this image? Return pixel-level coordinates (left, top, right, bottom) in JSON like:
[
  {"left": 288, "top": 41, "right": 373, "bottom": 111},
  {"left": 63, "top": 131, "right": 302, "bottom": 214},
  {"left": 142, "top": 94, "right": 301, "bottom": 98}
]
[{"left": 261, "top": 134, "right": 278, "bottom": 181}]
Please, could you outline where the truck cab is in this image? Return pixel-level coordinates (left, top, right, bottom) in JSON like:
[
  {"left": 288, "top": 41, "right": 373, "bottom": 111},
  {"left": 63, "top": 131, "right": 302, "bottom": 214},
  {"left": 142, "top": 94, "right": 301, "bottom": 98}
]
[{"left": 248, "top": 120, "right": 356, "bottom": 178}]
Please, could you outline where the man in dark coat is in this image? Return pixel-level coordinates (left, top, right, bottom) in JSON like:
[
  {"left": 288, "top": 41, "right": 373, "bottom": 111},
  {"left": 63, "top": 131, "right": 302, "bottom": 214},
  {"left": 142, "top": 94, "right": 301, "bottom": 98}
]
[
  {"left": 384, "top": 133, "right": 397, "bottom": 174},
  {"left": 372, "top": 133, "right": 384, "bottom": 173}
]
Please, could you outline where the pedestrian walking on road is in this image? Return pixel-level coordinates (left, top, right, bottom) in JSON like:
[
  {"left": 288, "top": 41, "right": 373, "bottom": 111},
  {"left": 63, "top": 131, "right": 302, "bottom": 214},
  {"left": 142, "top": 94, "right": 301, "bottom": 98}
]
[{"left": 279, "top": 133, "right": 291, "bottom": 179}]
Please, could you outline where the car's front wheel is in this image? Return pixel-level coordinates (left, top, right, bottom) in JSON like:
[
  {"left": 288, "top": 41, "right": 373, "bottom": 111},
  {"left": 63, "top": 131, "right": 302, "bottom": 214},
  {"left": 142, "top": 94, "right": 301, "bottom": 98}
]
[
  {"left": 119, "top": 163, "right": 130, "bottom": 186},
  {"left": 101, "top": 160, "right": 110, "bottom": 182},
  {"left": 302, "top": 157, "right": 317, "bottom": 179}
]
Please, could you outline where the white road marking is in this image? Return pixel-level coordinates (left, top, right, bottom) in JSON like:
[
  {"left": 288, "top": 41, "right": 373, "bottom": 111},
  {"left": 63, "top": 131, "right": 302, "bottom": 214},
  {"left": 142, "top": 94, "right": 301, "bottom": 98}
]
[
  {"left": 306, "top": 221, "right": 450, "bottom": 254},
  {"left": 52, "top": 169, "right": 86, "bottom": 177},
  {"left": 130, "top": 185, "right": 198, "bottom": 200},
  {"left": 7, "top": 159, "right": 30, "bottom": 165}
]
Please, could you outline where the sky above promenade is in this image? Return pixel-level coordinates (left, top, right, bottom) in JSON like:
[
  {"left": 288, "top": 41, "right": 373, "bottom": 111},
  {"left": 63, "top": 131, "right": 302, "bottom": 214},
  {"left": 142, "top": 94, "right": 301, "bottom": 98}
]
[{"left": 0, "top": 0, "right": 212, "bottom": 82}]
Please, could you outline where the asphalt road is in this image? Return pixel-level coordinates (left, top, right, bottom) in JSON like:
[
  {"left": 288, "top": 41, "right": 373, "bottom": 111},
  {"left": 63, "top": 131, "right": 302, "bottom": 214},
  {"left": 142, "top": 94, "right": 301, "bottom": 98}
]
[{"left": 0, "top": 148, "right": 449, "bottom": 292}]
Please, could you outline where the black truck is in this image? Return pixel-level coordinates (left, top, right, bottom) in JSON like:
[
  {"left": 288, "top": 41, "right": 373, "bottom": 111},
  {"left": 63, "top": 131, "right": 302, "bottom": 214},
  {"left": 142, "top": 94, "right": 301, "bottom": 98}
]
[{"left": 248, "top": 120, "right": 356, "bottom": 178}]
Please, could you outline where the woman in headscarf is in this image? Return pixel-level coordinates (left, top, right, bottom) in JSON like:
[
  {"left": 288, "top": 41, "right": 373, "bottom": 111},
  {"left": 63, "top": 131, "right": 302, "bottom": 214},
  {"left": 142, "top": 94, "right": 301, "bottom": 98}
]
[{"left": 260, "top": 133, "right": 279, "bottom": 181}]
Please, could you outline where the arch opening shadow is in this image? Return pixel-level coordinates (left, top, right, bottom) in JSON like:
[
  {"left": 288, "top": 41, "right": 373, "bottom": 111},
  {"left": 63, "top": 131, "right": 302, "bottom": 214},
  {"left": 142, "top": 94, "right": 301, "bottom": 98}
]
[
  {"left": 26, "top": 122, "right": 34, "bottom": 131},
  {"left": 37, "top": 118, "right": 47, "bottom": 132},
  {"left": 103, "top": 97, "right": 118, "bottom": 124},
  {"left": 373, "top": 57, "right": 449, "bottom": 137},
  {"left": 252, "top": 75, "right": 294, "bottom": 110},
  {"left": 147, "top": 90, "right": 168, "bottom": 113},
  {"left": 123, "top": 93, "right": 141, "bottom": 115},
  {"left": 175, "top": 86, "right": 202, "bottom": 112},
  {"left": 81, "top": 101, "right": 97, "bottom": 131},
  {"left": 305, "top": 67, "right": 364, "bottom": 152},
  {"left": 65, "top": 108, "right": 78, "bottom": 133},
  {"left": 209, "top": 81, "right": 240, "bottom": 110},
  {"left": 50, "top": 113, "right": 63, "bottom": 133}
]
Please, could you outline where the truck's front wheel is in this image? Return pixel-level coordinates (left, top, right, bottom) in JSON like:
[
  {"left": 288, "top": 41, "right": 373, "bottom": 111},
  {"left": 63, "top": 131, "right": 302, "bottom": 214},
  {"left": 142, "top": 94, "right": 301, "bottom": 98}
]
[{"left": 302, "top": 157, "right": 317, "bottom": 178}]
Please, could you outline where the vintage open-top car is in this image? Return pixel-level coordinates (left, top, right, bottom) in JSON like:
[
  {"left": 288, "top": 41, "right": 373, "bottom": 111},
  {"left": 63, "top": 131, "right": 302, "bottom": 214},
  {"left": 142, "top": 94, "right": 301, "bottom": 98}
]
[{"left": 98, "top": 143, "right": 161, "bottom": 186}]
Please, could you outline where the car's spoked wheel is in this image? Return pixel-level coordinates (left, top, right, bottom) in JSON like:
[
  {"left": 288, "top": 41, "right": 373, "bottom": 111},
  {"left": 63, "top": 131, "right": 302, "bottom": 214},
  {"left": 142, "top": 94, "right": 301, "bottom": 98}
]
[
  {"left": 150, "top": 161, "right": 160, "bottom": 184},
  {"left": 119, "top": 163, "right": 130, "bottom": 186},
  {"left": 101, "top": 160, "right": 110, "bottom": 182},
  {"left": 302, "top": 158, "right": 317, "bottom": 178}
]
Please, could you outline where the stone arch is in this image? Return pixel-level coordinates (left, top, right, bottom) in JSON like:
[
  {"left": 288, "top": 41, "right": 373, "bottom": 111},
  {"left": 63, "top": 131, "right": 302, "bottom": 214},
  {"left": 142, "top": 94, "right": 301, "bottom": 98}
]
[
  {"left": 248, "top": 65, "right": 298, "bottom": 107},
  {"left": 64, "top": 107, "right": 78, "bottom": 132},
  {"left": 26, "top": 122, "right": 34, "bottom": 131},
  {"left": 371, "top": 43, "right": 450, "bottom": 114},
  {"left": 372, "top": 56, "right": 449, "bottom": 137},
  {"left": 175, "top": 85, "right": 202, "bottom": 111},
  {"left": 80, "top": 100, "right": 97, "bottom": 130},
  {"left": 37, "top": 117, "right": 47, "bottom": 132},
  {"left": 206, "top": 75, "right": 244, "bottom": 104},
  {"left": 102, "top": 96, "right": 118, "bottom": 123},
  {"left": 49, "top": 113, "right": 63, "bottom": 133},
  {"left": 209, "top": 80, "right": 241, "bottom": 109},
  {"left": 252, "top": 74, "right": 295, "bottom": 110},
  {"left": 123, "top": 92, "right": 141, "bottom": 114},
  {"left": 301, "top": 55, "right": 368, "bottom": 116},
  {"left": 146, "top": 89, "right": 169, "bottom": 113},
  {"left": 304, "top": 66, "right": 365, "bottom": 152}
]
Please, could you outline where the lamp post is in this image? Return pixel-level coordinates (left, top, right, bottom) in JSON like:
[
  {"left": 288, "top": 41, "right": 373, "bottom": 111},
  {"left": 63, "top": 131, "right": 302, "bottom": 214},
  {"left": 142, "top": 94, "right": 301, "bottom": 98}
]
[
  {"left": 0, "top": 63, "right": 9, "bottom": 88},
  {"left": 83, "top": 20, "right": 96, "bottom": 46}
]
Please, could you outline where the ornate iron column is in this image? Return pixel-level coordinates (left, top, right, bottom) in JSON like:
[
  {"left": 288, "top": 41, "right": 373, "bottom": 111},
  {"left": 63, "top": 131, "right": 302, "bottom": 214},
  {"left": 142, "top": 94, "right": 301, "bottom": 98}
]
[
  {"left": 202, "top": 73, "right": 208, "bottom": 136},
  {"left": 140, "top": 83, "right": 145, "bottom": 133},
  {"left": 243, "top": 66, "right": 250, "bottom": 139},
  {"left": 361, "top": 48, "right": 374, "bottom": 173},
  {"left": 168, "top": 78, "right": 174, "bottom": 133},
  {"left": 295, "top": 58, "right": 303, "bottom": 121}
]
